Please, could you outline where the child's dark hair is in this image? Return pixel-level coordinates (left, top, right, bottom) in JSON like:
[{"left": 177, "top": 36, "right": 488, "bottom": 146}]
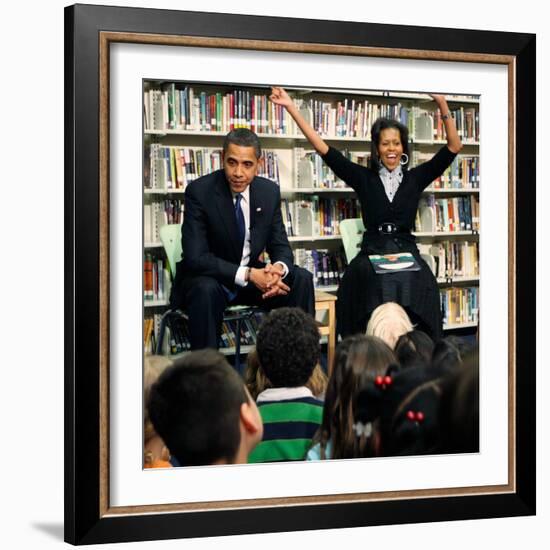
[
  {"left": 148, "top": 349, "right": 249, "bottom": 466},
  {"left": 370, "top": 117, "right": 410, "bottom": 171},
  {"left": 394, "top": 330, "right": 434, "bottom": 370},
  {"left": 432, "top": 336, "right": 471, "bottom": 374},
  {"left": 377, "top": 366, "right": 444, "bottom": 456},
  {"left": 255, "top": 307, "right": 320, "bottom": 387},
  {"left": 316, "top": 335, "right": 397, "bottom": 459},
  {"left": 439, "top": 348, "right": 479, "bottom": 453}
]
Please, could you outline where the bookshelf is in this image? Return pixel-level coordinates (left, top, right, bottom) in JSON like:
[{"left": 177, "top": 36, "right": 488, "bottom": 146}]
[{"left": 143, "top": 82, "right": 480, "bottom": 355}]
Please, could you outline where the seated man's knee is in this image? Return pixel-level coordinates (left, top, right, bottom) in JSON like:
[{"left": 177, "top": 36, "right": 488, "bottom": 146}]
[{"left": 187, "top": 276, "right": 224, "bottom": 304}]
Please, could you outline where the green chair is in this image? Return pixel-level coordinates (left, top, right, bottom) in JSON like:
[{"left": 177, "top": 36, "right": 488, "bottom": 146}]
[
  {"left": 339, "top": 218, "right": 365, "bottom": 263},
  {"left": 156, "top": 223, "right": 259, "bottom": 372}
]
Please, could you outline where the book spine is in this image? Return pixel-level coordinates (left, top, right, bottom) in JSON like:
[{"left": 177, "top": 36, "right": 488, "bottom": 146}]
[{"left": 144, "top": 254, "right": 154, "bottom": 300}]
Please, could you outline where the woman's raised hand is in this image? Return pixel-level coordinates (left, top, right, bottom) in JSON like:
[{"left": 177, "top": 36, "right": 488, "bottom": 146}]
[
  {"left": 429, "top": 94, "right": 462, "bottom": 154},
  {"left": 269, "top": 86, "right": 294, "bottom": 109},
  {"left": 269, "top": 86, "right": 328, "bottom": 155}
]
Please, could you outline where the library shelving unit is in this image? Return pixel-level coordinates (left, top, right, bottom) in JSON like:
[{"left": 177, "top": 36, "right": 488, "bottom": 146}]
[{"left": 143, "top": 82, "right": 480, "bottom": 355}]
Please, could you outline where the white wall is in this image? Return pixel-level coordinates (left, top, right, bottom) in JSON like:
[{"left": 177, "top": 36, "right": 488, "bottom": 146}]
[{"left": 0, "top": 0, "right": 546, "bottom": 548}]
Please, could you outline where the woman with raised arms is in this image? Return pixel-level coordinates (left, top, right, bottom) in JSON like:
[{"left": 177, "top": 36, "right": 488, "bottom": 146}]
[{"left": 270, "top": 86, "right": 462, "bottom": 339}]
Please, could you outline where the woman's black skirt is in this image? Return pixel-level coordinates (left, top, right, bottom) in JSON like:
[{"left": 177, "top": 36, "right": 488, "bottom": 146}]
[{"left": 336, "top": 240, "right": 442, "bottom": 341}]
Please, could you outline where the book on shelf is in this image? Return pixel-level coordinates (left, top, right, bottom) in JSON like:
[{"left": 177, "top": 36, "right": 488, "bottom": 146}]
[
  {"left": 145, "top": 145, "right": 281, "bottom": 190},
  {"left": 144, "top": 313, "right": 165, "bottom": 355},
  {"left": 281, "top": 198, "right": 295, "bottom": 237},
  {"left": 440, "top": 286, "right": 479, "bottom": 326},
  {"left": 295, "top": 148, "right": 338, "bottom": 189},
  {"left": 413, "top": 153, "right": 480, "bottom": 190},
  {"left": 143, "top": 254, "right": 171, "bottom": 301},
  {"left": 144, "top": 85, "right": 297, "bottom": 135},
  {"left": 260, "top": 150, "right": 281, "bottom": 185},
  {"left": 143, "top": 316, "right": 155, "bottom": 355},
  {"left": 413, "top": 107, "right": 434, "bottom": 141},
  {"left": 294, "top": 247, "right": 347, "bottom": 288},
  {"left": 408, "top": 105, "right": 480, "bottom": 144},
  {"left": 416, "top": 196, "right": 436, "bottom": 232},
  {"left": 144, "top": 202, "right": 184, "bottom": 243},
  {"left": 146, "top": 83, "right": 479, "bottom": 141},
  {"left": 294, "top": 147, "right": 368, "bottom": 189},
  {"left": 144, "top": 254, "right": 154, "bottom": 300},
  {"left": 417, "top": 241, "right": 479, "bottom": 279},
  {"left": 145, "top": 89, "right": 164, "bottom": 132},
  {"left": 282, "top": 197, "right": 360, "bottom": 237},
  {"left": 451, "top": 106, "right": 480, "bottom": 142},
  {"left": 414, "top": 195, "right": 480, "bottom": 233},
  {"left": 295, "top": 97, "right": 412, "bottom": 139}
]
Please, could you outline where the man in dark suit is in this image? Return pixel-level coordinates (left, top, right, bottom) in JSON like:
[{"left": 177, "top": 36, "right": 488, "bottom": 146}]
[{"left": 170, "top": 128, "right": 315, "bottom": 350}]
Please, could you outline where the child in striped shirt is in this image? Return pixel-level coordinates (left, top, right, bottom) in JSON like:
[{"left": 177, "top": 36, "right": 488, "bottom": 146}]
[{"left": 248, "top": 308, "right": 323, "bottom": 463}]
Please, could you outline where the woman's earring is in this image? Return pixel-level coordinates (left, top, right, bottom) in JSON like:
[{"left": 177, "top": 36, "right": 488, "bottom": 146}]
[{"left": 400, "top": 153, "right": 409, "bottom": 165}]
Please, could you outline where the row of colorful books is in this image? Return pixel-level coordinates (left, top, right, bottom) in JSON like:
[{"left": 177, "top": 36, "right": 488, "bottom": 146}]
[
  {"left": 413, "top": 153, "right": 480, "bottom": 189},
  {"left": 415, "top": 195, "right": 480, "bottom": 233},
  {"left": 144, "top": 196, "right": 478, "bottom": 244},
  {"left": 296, "top": 97, "right": 412, "bottom": 139},
  {"left": 144, "top": 202, "right": 183, "bottom": 243},
  {"left": 146, "top": 145, "right": 280, "bottom": 190},
  {"left": 294, "top": 248, "right": 347, "bottom": 288},
  {"left": 144, "top": 254, "right": 171, "bottom": 301},
  {"left": 144, "top": 84, "right": 480, "bottom": 142},
  {"left": 440, "top": 287, "right": 479, "bottom": 326},
  {"left": 145, "top": 142, "right": 479, "bottom": 194},
  {"left": 144, "top": 85, "right": 297, "bottom": 134},
  {"left": 296, "top": 101, "right": 480, "bottom": 142},
  {"left": 418, "top": 241, "right": 479, "bottom": 279},
  {"left": 433, "top": 106, "right": 479, "bottom": 142},
  {"left": 144, "top": 314, "right": 163, "bottom": 356},
  {"left": 294, "top": 148, "right": 368, "bottom": 189},
  {"left": 296, "top": 149, "right": 479, "bottom": 190},
  {"left": 408, "top": 106, "right": 479, "bottom": 142},
  {"left": 281, "top": 197, "right": 361, "bottom": 237}
]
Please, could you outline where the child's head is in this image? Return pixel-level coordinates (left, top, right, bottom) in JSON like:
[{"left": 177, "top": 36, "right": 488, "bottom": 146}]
[
  {"left": 394, "top": 330, "right": 434, "bottom": 370},
  {"left": 149, "top": 350, "right": 263, "bottom": 466},
  {"left": 366, "top": 302, "right": 414, "bottom": 349},
  {"left": 255, "top": 307, "right": 320, "bottom": 388},
  {"left": 431, "top": 336, "right": 471, "bottom": 374},
  {"left": 377, "top": 366, "right": 444, "bottom": 456},
  {"left": 143, "top": 355, "right": 173, "bottom": 466},
  {"left": 439, "top": 349, "right": 479, "bottom": 453},
  {"left": 319, "top": 334, "right": 397, "bottom": 459},
  {"left": 245, "top": 347, "right": 328, "bottom": 400}
]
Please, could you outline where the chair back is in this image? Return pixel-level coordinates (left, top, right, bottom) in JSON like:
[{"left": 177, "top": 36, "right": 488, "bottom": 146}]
[
  {"left": 339, "top": 218, "right": 365, "bottom": 263},
  {"left": 159, "top": 223, "right": 183, "bottom": 278}
]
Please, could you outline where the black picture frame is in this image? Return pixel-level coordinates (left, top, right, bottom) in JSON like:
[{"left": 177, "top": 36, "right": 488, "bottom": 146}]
[{"left": 65, "top": 3, "right": 536, "bottom": 545}]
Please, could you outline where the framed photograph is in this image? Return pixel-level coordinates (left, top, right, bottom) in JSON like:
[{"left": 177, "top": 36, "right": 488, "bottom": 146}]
[{"left": 65, "top": 3, "right": 535, "bottom": 545}]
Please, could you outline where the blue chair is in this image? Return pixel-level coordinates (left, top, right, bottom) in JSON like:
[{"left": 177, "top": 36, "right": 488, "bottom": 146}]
[{"left": 155, "top": 223, "right": 260, "bottom": 373}]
